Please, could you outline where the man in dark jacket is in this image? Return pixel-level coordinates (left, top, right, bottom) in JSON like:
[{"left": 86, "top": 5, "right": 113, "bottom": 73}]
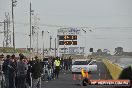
[
  {"left": 8, "top": 55, "right": 16, "bottom": 88},
  {"left": 31, "top": 56, "right": 43, "bottom": 88},
  {"left": 26, "top": 59, "right": 33, "bottom": 87},
  {"left": 2, "top": 55, "right": 10, "bottom": 88},
  {"left": 17, "top": 54, "right": 28, "bottom": 88}
]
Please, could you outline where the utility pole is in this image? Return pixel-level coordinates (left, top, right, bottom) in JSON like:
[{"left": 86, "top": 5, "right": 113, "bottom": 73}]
[
  {"left": 3, "top": 20, "right": 6, "bottom": 47},
  {"left": 32, "top": 26, "right": 34, "bottom": 53},
  {"left": 37, "top": 32, "right": 39, "bottom": 54},
  {"left": 82, "top": 29, "right": 87, "bottom": 55},
  {"left": 63, "top": 32, "right": 66, "bottom": 57},
  {"left": 42, "top": 31, "right": 44, "bottom": 59},
  {"left": 64, "top": 43, "right": 66, "bottom": 56},
  {"left": 50, "top": 36, "right": 52, "bottom": 51},
  {"left": 12, "top": 0, "right": 17, "bottom": 53},
  {"left": 6, "top": 16, "right": 8, "bottom": 46},
  {"left": 82, "top": 29, "right": 92, "bottom": 55},
  {"left": 55, "top": 38, "right": 56, "bottom": 57},
  {"left": 30, "top": 2, "right": 32, "bottom": 53},
  {"left": 29, "top": 2, "right": 34, "bottom": 57}
]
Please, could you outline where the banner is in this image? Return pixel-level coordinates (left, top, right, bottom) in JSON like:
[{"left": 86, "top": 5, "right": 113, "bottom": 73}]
[{"left": 90, "top": 80, "right": 130, "bottom": 86}]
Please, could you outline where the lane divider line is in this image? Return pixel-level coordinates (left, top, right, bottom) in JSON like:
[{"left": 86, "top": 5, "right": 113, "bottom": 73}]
[{"left": 98, "top": 69, "right": 101, "bottom": 80}]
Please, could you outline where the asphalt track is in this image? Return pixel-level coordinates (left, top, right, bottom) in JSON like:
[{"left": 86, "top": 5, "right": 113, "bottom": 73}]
[{"left": 42, "top": 61, "right": 115, "bottom": 88}]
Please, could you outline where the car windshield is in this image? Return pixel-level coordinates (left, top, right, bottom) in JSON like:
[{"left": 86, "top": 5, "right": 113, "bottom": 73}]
[{"left": 73, "top": 61, "right": 88, "bottom": 65}]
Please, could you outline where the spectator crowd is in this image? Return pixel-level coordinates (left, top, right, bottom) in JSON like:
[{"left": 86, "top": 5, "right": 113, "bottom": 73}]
[{"left": 0, "top": 54, "right": 73, "bottom": 88}]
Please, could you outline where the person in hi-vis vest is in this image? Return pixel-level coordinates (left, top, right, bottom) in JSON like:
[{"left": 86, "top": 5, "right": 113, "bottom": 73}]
[
  {"left": 54, "top": 57, "right": 60, "bottom": 79},
  {"left": 81, "top": 68, "right": 91, "bottom": 86}
]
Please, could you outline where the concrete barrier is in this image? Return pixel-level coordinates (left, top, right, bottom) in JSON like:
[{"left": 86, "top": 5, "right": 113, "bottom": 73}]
[{"left": 103, "top": 59, "right": 123, "bottom": 79}]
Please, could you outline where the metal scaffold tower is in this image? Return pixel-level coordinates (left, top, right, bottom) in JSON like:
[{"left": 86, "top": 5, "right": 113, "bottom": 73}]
[
  {"left": 0, "top": 13, "right": 11, "bottom": 48},
  {"left": 4, "top": 13, "right": 11, "bottom": 47},
  {"left": 32, "top": 14, "right": 40, "bottom": 55}
]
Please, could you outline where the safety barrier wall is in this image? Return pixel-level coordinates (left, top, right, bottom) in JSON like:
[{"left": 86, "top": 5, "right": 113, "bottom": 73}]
[{"left": 103, "top": 59, "right": 123, "bottom": 79}]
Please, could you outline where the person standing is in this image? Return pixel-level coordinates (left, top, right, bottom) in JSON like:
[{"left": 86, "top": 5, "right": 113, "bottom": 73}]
[
  {"left": 26, "top": 59, "right": 32, "bottom": 88},
  {"left": 68, "top": 56, "right": 72, "bottom": 71},
  {"left": 81, "top": 68, "right": 91, "bottom": 86},
  {"left": 0, "top": 54, "right": 4, "bottom": 71},
  {"left": 31, "top": 56, "right": 43, "bottom": 88},
  {"left": 14, "top": 55, "right": 18, "bottom": 88},
  {"left": 8, "top": 55, "right": 16, "bottom": 88},
  {"left": 17, "top": 54, "right": 28, "bottom": 88},
  {"left": 2, "top": 55, "right": 10, "bottom": 88},
  {"left": 63, "top": 59, "right": 67, "bottom": 70},
  {"left": 54, "top": 57, "right": 60, "bottom": 79}
]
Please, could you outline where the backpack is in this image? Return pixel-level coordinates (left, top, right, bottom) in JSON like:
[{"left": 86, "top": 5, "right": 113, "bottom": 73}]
[{"left": 17, "top": 61, "right": 27, "bottom": 76}]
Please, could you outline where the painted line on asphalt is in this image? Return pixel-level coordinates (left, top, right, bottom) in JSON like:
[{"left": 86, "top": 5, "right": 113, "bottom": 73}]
[
  {"left": 98, "top": 69, "right": 101, "bottom": 80},
  {"left": 98, "top": 69, "right": 101, "bottom": 72}
]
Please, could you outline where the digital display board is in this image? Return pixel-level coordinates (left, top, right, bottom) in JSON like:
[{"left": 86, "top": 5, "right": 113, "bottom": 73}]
[
  {"left": 59, "top": 41, "right": 77, "bottom": 45},
  {"left": 59, "top": 35, "right": 77, "bottom": 40}
]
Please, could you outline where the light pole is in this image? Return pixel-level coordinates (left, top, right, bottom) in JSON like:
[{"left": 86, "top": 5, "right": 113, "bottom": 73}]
[
  {"left": 12, "top": 0, "right": 17, "bottom": 53},
  {"left": 63, "top": 32, "right": 66, "bottom": 57},
  {"left": 55, "top": 38, "right": 57, "bottom": 57},
  {"left": 30, "top": 3, "right": 31, "bottom": 53},
  {"left": 37, "top": 32, "right": 39, "bottom": 54},
  {"left": 47, "top": 31, "right": 57, "bottom": 57},
  {"left": 82, "top": 29, "right": 86, "bottom": 55},
  {"left": 82, "top": 29, "right": 92, "bottom": 55},
  {"left": 50, "top": 36, "right": 52, "bottom": 51},
  {"left": 29, "top": 2, "right": 34, "bottom": 56},
  {"left": 42, "top": 31, "right": 44, "bottom": 59}
]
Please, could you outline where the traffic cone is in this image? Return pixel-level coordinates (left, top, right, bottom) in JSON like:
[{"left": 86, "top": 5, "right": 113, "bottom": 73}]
[
  {"left": 73, "top": 74, "right": 76, "bottom": 80},
  {"left": 78, "top": 74, "right": 82, "bottom": 80}
]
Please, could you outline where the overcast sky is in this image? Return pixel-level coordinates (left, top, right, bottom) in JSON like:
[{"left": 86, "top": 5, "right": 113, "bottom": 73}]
[{"left": 0, "top": 0, "right": 132, "bottom": 53}]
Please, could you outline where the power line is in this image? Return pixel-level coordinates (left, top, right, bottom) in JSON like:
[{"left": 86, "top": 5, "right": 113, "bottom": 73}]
[{"left": 14, "top": 22, "right": 132, "bottom": 30}]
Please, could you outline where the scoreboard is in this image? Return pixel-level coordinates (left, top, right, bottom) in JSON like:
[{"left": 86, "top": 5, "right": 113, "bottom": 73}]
[
  {"left": 58, "top": 35, "right": 77, "bottom": 45},
  {"left": 59, "top": 41, "right": 77, "bottom": 45},
  {"left": 59, "top": 35, "right": 77, "bottom": 40}
]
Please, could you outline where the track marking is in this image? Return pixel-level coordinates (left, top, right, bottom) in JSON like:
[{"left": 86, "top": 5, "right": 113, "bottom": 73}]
[
  {"left": 98, "top": 69, "right": 101, "bottom": 80},
  {"left": 98, "top": 69, "right": 101, "bottom": 72}
]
